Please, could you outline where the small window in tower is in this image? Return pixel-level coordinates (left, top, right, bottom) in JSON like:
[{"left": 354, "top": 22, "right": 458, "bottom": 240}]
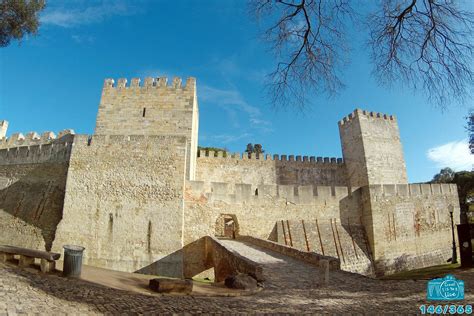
[
  {"left": 142, "top": 107, "right": 146, "bottom": 117},
  {"left": 255, "top": 188, "right": 259, "bottom": 196}
]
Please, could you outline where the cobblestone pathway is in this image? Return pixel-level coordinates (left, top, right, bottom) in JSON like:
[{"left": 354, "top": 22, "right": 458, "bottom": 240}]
[{"left": 1, "top": 241, "right": 473, "bottom": 314}]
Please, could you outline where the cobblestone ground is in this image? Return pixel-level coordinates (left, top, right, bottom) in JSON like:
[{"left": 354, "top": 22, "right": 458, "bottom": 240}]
[{"left": 1, "top": 241, "right": 473, "bottom": 314}]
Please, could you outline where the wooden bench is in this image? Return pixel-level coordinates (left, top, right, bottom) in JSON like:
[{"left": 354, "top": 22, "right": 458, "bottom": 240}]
[{"left": 0, "top": 245, "right": 60, "bottom": 273}]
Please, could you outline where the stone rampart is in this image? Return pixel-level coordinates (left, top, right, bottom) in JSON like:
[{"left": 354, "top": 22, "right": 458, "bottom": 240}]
[
  {"left": 52, "top": 134, "right": 188, "bottom": 276},
  {"left": 196, "top": 150, "right": 347, "bottom": 186},
  {"left": 183, "top": 180, "right": 363, "bottom": 268},
  {"left": 0, "top": 129, "right": 74, "bottom": 149},
  {"left": 361, "top": 183, "right": 461, "bottom": 275},
  {"left": 0, "top": 135, "right": 74, "bottom": 253}
]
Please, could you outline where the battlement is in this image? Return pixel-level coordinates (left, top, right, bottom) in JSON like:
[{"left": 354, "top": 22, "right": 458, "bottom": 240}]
[
  {"left": 102, "top": 76, "right": 196, "bottom": 91},
  {"left": 0, "top": 141, "right": 73, "bottom": 165},
  {"left": 338, "top": 109, "right": 396, "bottom": 126},
  {"left": 186, "top": 180, "right": 355, "bottom": 204},
  {"left": 366, "top": 183, "right": 458, "bottom": 198},
  {"left": 197, "top": 150, "right": 343, "bottom": 164},
  {"left": 0, "top": 129, "right": 75, "bottom": 149}
]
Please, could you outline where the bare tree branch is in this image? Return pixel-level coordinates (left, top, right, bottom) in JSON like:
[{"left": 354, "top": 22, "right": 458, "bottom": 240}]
[
  {"left": 250, "top": 0, "right": 474, "bottom": 109},
  {"left": 368, "top": 0, "right": 474, "bottom": 107},
  {"left": 249, "top": 0, "right": 354, "bottom": 109}
]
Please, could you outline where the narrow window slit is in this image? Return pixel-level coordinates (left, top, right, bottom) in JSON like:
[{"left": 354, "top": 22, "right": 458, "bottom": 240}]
[{"left": 142, "top": 107, "right": 146, "bottom": 117}]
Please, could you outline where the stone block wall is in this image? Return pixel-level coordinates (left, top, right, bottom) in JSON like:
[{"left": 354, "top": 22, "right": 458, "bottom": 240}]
[
  {"left": 52, "top": 134, "right": 188, "bottom": 276},
  {"left": 361, "top": 183, "right": 461, "bottom": 275},
  {"left": 183, "top": 180, "right": 362, "bottom": 249},
  {"left": 274, "top": 218, "right": 374, "bottom": 275},
  {"left": 196, "top": 151, "right": 347, "bottom": 186},
  {"left": 339, "top": 109, "right": 408, "bottom": 187},
  {"left": 94, "top": 77, "right": 199, "bottom": 180},
  {"left": 0, "top": 137, "right": 73, "bottom": 252}
]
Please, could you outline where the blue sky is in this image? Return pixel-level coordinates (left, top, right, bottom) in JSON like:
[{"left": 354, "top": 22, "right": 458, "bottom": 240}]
[{"left": 0, "top": 0, "right": 472, "bottom": 183}]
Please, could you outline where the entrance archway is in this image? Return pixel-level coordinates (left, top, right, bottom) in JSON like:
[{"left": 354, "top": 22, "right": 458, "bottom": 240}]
[{"left": 215, "top": 214, "right": 239, "bottom": 239}]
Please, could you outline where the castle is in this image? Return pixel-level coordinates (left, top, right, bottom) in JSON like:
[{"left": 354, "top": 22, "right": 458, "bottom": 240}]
[{"left": 0, "top": 76, "right": 461, "bottom": 277}]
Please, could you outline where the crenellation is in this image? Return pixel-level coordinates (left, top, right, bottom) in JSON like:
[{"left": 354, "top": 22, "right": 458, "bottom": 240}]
[
  {"left": 420, "top": 184, "right": 432, "bottom": 195},
  {"left": 172, "top": 77, "right": 182, "bottom": 88},
  {"left": 316, "top": 186, "right": 332, "bottom": 198},
  {"left": 144, "top": 77, "right": 155, "bottom": 87},
  {"left": 338, "top": 108, "right": 397, "bottom": 126},
  {"left": 431, "top": 183, "right": 442, "bottom": 195},
  {"left": 130, "top": 78, "right": 140, "bottom": 87},
  {"left": 0, "top": 141, "right": 73, "bottom": 165},
  {"left": 25, "top": 132, "right": 40, "bottom": 141},
  {"left": 186, "top": 180, "right": 356, "bottom": 202},
  {"left": 57, "top": 129, "right": 75, "bottom": 139},
  {"left": 440, "top": 183, "right": 451, "bottom": 194},
  {"left": 157, "top": 77, "right": 168, "bottom": 87},
  {"left": 101, "top": 76, "right": 193, "bottom": 90},
  {"left": 117, "top": 78, "right": 127, "bottom": 88}
]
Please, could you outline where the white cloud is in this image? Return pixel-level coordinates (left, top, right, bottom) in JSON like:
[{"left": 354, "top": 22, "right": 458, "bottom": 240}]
[
  {"left": 71, "top": 34, "right": 95, "bottom": 44},
  {"left": 204, "top": 133, "right": 251, "bottom": 145},
  {"left": 200, "top": 85, "right": 273, "bottom": 133},
  {"left": 41, "top": 1, "right": 138, "bottom": 28},
  {"left": 427, "top": 139, "right": 473, "bottom": 171}
]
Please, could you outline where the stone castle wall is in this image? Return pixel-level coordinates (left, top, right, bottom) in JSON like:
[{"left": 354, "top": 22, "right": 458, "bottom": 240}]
[
  {"left": 183, "top": 180, "right": 374, "bottom": 275},
  {"left": 361, "top": 183, "right": 460, "bottom": 275},
  {"left": 196, "top": 151, "right": 348, "bottom": 186},
  {"left": 0, "top": 135, "right": 74, "bottom": 252},
  {"left": 52, "top": 134, "right": 188, "bottom": 276},
  {"left": 0, "top": 129, "right": 75, "bottom": 149}
]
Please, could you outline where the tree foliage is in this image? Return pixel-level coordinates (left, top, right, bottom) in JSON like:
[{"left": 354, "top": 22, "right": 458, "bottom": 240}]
[
  {"left": 0, "top": 0, "right": 45, "bottom": 47},
  {"left": 198, "top": 146, "right": 228, "bottom": 157},
  {"left": 430, "top": 169, "right": 474, "bottom": 223},
  {"left": 245, "top": 143, "right": 265, "bottom": 157},
  {"left": 250, "top": 0, "right": 474, "bottom": 109},
  {"left": 431, "top": 167, "right": 455, "bottom": 183}
]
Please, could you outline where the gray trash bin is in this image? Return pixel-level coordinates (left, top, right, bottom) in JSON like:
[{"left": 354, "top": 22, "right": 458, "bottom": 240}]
[{"left": 63, "top": 245, "right": 85, "bottom": 277}]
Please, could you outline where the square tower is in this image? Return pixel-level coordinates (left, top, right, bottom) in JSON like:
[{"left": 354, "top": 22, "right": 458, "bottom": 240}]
[
  {"left": 338, "top": 109, "right": 408, "bottom": 187},
  {"left": 94, "top": 76, "right": 199, "bottom": 180}
]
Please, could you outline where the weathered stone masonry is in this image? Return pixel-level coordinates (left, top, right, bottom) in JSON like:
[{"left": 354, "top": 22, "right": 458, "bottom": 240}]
[{"left": 0, "top": 75, "right": 461, "bottom": 278}]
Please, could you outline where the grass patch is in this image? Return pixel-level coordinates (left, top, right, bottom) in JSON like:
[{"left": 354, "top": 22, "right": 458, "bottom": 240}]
[{"left": 380, "top": 263, "right": 461, "bottom": 280}]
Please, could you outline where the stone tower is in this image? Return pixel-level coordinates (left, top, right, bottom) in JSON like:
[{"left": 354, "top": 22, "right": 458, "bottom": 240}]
[
  {"left": 338, "top": 109, "right": 408, "bottom": 187},
  {"left": 94, "top": 77, "right": 199, "bottom": 180}
]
